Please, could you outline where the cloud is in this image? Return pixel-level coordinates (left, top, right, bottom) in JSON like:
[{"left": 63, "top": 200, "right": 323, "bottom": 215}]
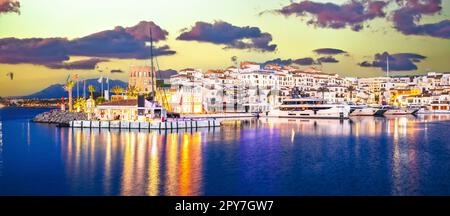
[
  {"left": 273, "top": 0, "right": 388, "bottom": 31},
  {"left": 392, "top": 0, "right": 450, "bottom": 39},
  {"left": 262, "top": 58, "right": 295, "bottom": 66},
  {"left": 0, "top": 0, "right": 20, "bottom": 14},
  {"left": 68, "top": 21, "right": 175, "bottom": 58},
  {"left": 359, "top": 52, "right": 426, "bottom": 71},
  {"left": 45, "top": 58, "right": 108, "bottom": 70},
  {"left": 317, "top": 56, "right": 339, "bottom": 63},
  {"left": 262, "top": 56, "right": 338, "bottom": 66},
  {"left": 313, "top": 48, "right": 347, "bottom": 55},
  {"left": 0, "top": 21, "right": 175, "bottom": 68},
  {"left": 0, "top": 37, "right": 70, "bottom": 64},
  {"left": 177, "top": 21, "right": 277, "bottom": 52},
  {"left": 110, "top": 69, "right": 124, "bottom": 73},
  {"left": 293, "top": 57, "right": 316, "bottom": 65}
]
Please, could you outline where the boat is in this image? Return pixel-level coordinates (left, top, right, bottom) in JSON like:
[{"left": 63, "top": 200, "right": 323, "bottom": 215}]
[
  {"left": 382, "top": 106, "right": 419, "bottom": 115},
  {"left": 264, "top": 98, "right": 350, "bottom": 119},
  {"left": 349, "top": 104, "right": 387, "bottom": 116},
  {"left": 0, "top": 103, "right": 5, "bottom": 109},
  {"left": 416, "top": 102, "right": 450, "bottom": 114}
]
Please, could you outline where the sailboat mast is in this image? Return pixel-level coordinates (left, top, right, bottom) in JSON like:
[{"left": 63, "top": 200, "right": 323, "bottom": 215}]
[
  {"left": 149, "top": 27, "right": 155, "bottom": 101},
  {"left": 386, "top": 56, "right": 389, "bottom": 78}
]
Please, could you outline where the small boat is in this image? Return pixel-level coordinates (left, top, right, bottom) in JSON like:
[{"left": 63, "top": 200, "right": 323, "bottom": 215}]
[
  {"left": 382, "top": 106, "right": 419, "bottom": 115},
  {"left": 265, "top": 98, "right": 350, "bottom": 119}
]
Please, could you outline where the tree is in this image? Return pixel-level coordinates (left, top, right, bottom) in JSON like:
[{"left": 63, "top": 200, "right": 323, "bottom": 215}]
[
  {"left": 88, "top": 85, "right": 95, "bottom": 98},
  {"left": 347, "top": 85, "right": 356, "bottom": 102},
  {"left": 111, "top": 85, "right": 124, "bottom": 95},
  {"left": 126, "top": 85, "right": 139, "bottom": 98},
  {"left": 95, "top": 96, "right": 106, "bottom": 105},
  {"left": 74, "top": 98, "right": 86, "bottom": 112},
  {"left": 317, "top": 86, "right": 329, "bottom": 100},
  {"left": 64, "top": 81, "right": 75, "bottom": 112}
]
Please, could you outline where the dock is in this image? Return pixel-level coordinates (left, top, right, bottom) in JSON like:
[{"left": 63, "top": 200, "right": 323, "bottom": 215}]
[
  {"left": 180, "top": 113, "right": 258, "bottom": 119},
  {"left": 69, "top": 119, "right": 221, "bottom": 130}
]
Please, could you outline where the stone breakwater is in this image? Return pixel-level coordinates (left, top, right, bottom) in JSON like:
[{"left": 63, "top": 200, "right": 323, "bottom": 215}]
[{"left": 32, "top": 109, "right": 87, "bottom": 124}]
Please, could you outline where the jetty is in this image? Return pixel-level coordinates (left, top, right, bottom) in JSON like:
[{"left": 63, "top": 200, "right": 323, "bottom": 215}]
[
  {"left": 69, "top": 119, "right": 221, "bottom": 130},
  {"left": 180, "top": 113, "right": 258, "bottom": 119}
]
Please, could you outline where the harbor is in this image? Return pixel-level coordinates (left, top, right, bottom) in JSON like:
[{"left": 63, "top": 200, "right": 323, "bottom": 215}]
[{"left": 1, "top": 107, "right": 450, "bottom": 196}]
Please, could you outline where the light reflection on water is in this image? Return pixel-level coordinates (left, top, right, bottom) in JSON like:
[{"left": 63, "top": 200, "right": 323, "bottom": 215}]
[
  {"left": 58, "top": 114, "right": 450, "bottom": 195},
  {"left": 63, "top": 128, "right": 205, "bottom": 196},
  {"left": 1, "top": 107, "right": 450, "bottom": 195}
]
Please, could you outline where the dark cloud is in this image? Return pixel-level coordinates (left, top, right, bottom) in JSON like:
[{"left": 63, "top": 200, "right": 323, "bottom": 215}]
[
  {"left": 262, "top": 56, "right": 336, "bottom": 66},
  {"left": 45, "top": 58, "right": 108, "bottom": 70},
  {"left": 110, "top": 69, "right": 124, "bottom": 73},
  {"left": 273, "top": 0, "right": 388, "bottom": 31},
  {"left": 262, "top": 58, "right": 295, "bottom": 66},
  {"left": 393, "top": 0, "right": 449, "bottom": 39},
  {"left": 0, "top": 37, "right": 70, "bottom": 64},
  {"left": 317, "top": 56, "right": 339, "bottom": 63},
  {"left": 0, "top": 0, "right": 20, "bottom": 14},
  {"left": 0, "top": 21, "right": 175, "bottom": 68},
  {"left": 68, "top": 21, "right": 174, "bottom": 58},
  {"left": 293, "top": 57, "right": 316, "bottom": 65},
  {"left": 359, "top": 52, "right": 426, "bottom": 71},
  {"left": 177, "top": 21, "right": 277, "bottom": 52},
  {"left": 313, "top": 48, "right": 347, "bottom": 55}
]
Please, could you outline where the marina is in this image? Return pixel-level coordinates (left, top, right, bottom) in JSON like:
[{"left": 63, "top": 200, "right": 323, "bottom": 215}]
[{"left": 1, "top": 107, "right": 450, "bottom": 196}]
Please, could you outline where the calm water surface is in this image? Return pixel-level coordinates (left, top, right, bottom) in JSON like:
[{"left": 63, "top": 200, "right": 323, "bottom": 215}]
[{"left": 0, "top": 107, "right": 449, "bottom": 195}]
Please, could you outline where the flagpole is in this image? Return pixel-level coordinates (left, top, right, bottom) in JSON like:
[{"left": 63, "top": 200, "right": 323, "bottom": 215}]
[
  {"left": 83, "top": 80, "right": 86, "bottom": 99},
  {"left": 101, "top": 77, "right": 104, "bottom": 98},
  {"left": 77, "top": 80, "right": 79, "bottom": 99}
]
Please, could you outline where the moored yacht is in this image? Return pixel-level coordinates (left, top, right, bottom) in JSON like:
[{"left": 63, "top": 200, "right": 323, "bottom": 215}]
[
  {"left": 382, "top": 106, "right": 419, "bottom": 115},
  {"left": 349, "top": 104, "right": 387, "bottom": 116},
  {"left": 265, "top": 98, "right": 350, "bottom": 119}
]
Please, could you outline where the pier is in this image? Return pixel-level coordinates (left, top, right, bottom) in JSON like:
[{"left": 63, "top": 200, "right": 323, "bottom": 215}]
[{"left": 69, "top": 119, "right": 221, "bottom": 130}]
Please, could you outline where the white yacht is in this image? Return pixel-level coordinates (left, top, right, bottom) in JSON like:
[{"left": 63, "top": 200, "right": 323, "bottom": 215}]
[
  {"left": 349, "top": 104, "right": 386, "bottom": 116},
  {"left": 382, "top": 106, "right": 419, "bottom": 115},
  {"left": 265, "top": 98, "right": 350, "bottom": 119}
]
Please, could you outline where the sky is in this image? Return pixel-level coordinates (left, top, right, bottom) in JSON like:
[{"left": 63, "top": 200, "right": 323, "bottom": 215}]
[{"left": 0, "top": 0, "right": 449, "bottom": 97}]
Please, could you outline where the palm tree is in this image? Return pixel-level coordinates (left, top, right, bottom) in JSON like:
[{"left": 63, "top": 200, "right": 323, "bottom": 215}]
[
  {"left": 347, "top": 85, "right": 356, "bottom": 102},
  {"left": 88, "top": 85, "right": 95, "bottom": 98},
  {"left": 64, "top": 81, "right": 75, "bottom": 112},
  {"left": 317, "top": 86, "right": 329, "bottom": 100},
  {"left": 126, "top": 85, "right": 139, "bottom": 98},
  {"left": 111, "top": 85, "right": 124, "bottom": 96},
  {"left": 73, "top": 98, "right": 86, "bottom": 112}
]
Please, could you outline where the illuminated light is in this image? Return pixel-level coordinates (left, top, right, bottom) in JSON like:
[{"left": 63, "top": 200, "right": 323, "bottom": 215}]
[
  {"left": 178, "top": 132, "right": 191, "bottom": 196},
  {"left": 103, "top": 131, "right": 112, "bottom": 194},
  {"left": 121, "top": 131, "right": 136, "bottom": 195},
  {"left": 291, "top": 129, "right": 295, "bottom": 144},
  {"left": 165, "top": 133, "right": 179, "bottom": 195},
  {"left": 147, "top": 132, "right": 160, "bottom": 196}
]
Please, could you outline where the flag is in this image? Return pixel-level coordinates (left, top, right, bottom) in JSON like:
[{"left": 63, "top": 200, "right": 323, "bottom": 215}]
[
  {"left": 97, "top": 76, "right": 103, "bottom": 83},
  {"left": 179, "top": 96, "right": 183, "bottom": 106},
  {"left": 66, "top": 74, "right": 70, "bottom": 82},
  {"left": 106, "top": 77, "right": 109, "bottom": 84}
]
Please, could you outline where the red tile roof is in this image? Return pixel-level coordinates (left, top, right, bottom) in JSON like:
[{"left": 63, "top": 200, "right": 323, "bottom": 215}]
[{"left": 98, "top": 99, "right": 137, "bottom": 107}]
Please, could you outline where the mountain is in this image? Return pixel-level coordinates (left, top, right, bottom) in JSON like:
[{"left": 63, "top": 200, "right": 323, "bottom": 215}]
[
  {"left": 157, "top": 69, "right": 177, "bottom": 79},
  {"left": 22, "top": 79, "right": 128, "bottom": 99}
]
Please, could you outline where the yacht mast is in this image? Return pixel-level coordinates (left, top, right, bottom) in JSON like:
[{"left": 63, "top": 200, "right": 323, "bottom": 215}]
[
  {"left": 386, "top": 55, "right": 390, "bottom": 105},
  {"left": 149, "top": 27, "right": 155, "bottom": 101}
]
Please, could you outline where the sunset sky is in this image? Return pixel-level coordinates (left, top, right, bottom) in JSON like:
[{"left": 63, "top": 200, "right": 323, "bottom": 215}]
[{"left": 0, "top": 0, "right": 449, "bottom": 97}]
